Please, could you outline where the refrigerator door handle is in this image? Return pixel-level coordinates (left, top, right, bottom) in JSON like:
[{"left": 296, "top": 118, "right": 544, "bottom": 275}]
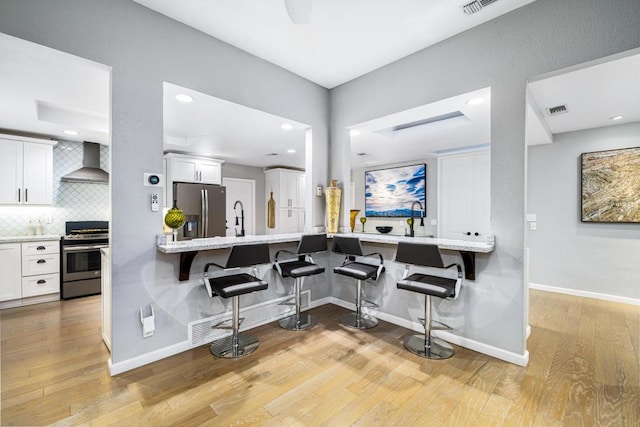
[{"left": 203, "top": 188, "right": 209, "bottom": 237}]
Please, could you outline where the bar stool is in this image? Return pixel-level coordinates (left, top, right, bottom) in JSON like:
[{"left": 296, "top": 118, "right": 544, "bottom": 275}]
[
  {"left": 203, "top": 243, "right": 270, "bottom": 358},
  {"left": 395, "top": 242, "right": 463, "bottom": 359},
  {"left": 332, "top": 235, "right": 385, "bottom": 329},
  {"left": 273, "top": 234, "right": 327, "bottom": 330}
]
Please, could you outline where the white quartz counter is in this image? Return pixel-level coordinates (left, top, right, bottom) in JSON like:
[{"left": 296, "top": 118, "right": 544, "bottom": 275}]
[{"left": 0, "top": 234, "right": 61, "bottom": 244}]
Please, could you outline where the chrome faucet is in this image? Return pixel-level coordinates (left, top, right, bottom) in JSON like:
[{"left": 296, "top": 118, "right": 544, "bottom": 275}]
[
  {"left": 405, "top": 201, "right": 424, "bottom": 237},
  {"left": 233, "top": 200, "right": 245, "bottom": 237}
]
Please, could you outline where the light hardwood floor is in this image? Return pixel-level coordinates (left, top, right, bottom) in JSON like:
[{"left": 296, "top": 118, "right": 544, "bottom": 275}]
[{"left": 1, "top": 290, "right": 638, "bottom": 426}]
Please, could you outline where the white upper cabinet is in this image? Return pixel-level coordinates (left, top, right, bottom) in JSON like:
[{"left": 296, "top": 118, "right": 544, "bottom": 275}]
[
  {"left": 438, "top": 151, "right": 491, "bottom": 241},
  {"left": 165, "top": 153, "right": 222, "bottom": 185},
  {"left": 0, "top": 135, "right": 55, "bottom": 205},
  {"left": 265, "top": 168, "right": 306, "bottom": 234}
]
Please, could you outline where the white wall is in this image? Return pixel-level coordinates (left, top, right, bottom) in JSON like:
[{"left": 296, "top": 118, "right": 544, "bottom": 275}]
[
  {"left": 0, "top": 0, "right": 329, "bottom": 366},
  {"left": 527, "top": 122, "right": 640, "bottom": 300},
  {"left": 351, "top": 157, "right": 438, "bottom": 237},
  {"left": 330, "top": 0, "right": 640, "bottom": 357}
]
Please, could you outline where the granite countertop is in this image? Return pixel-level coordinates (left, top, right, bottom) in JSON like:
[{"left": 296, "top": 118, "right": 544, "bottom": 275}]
[
  {"left": 157, "top": 231, "right": 494, "bottom": 254},
  {"left": 0, "top": 234, "right": 61, "bottom": 244},
  {"left": 157, "top": 233, "right": 305, "bottom": 253},
  {"left": 344, "top": 232, "right": 495, "bottom": 253}
]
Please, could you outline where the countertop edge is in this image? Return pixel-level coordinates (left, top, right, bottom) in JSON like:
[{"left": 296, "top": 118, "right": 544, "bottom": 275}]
[
  {"left": 0, "top": 234, "right": 62, "bottom": 244},
  {"left": 157, "top": 232, "right": 494, "bottom": 254}
]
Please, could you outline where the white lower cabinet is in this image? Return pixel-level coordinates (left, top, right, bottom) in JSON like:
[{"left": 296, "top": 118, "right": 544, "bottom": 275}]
[
  {"left": 0, "top": 243, "right": 22, "bottom": 302},
  {"left": 0, "top": 239, "right": 60, "bottom": 306}
]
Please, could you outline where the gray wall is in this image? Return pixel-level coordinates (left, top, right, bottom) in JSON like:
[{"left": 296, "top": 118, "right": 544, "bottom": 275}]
[
  {"left": 0, "top": 0, "right": 329, "bottom": 365},
  {"left": 330, "top": 0, "right": 640, "bottom": 355},
  {"left": 527, "top": 122, "right": 640, "bottom": 299},
  {"left": 221, "top": 162, "right": 266, "bottom": 235}
]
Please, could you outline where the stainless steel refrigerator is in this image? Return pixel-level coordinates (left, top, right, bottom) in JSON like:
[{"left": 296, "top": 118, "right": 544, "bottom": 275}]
[{"left": 173, "top": 182, "right": 226, "bottom": 240}]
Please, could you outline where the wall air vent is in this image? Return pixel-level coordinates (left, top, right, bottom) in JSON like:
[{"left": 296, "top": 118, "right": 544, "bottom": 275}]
[
  {"left": 460, "top": 0, "right": 500, "bottom": 16},
  {"left": 547, "top": 104, "right": 569, "bottom": 116}
]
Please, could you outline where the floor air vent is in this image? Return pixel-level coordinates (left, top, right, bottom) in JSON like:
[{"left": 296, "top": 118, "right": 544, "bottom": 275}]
[
  {"left": 461, "top": 0, "right": 500, "bottom": 15},
  {"left": 188, "top": 290, "right": 311, "bottom": 347}
]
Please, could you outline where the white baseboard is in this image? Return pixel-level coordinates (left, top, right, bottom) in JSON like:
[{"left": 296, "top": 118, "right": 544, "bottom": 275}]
[
  {"left": 110, "top": 295, "right": 530, "bottom": 375},
  {"left": 326, "top": 297, "right": 529, "bottom": 367},
  {"left": 0, "top": 293, "right": 60, "bottom": 310},
  {"left": 529, "top": 283, "right": 640, "bottom": 306}
]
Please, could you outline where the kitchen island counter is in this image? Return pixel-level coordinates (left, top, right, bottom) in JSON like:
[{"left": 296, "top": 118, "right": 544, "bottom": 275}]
[{"left": 158, "top": 232, "right": 493, "bottom": 281}]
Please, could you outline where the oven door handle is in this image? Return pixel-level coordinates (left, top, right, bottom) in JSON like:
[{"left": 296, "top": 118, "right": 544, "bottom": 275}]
[{"left": 63, "top": 245, "right": 109, "bottom": 252}]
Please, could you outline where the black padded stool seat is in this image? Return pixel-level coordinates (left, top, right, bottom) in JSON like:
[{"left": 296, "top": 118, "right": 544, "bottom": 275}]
[
  {"left": 397, "top": 273, "right": 456, "bottom": 299},
  {"left": 332, "top": 236, "right": 384, "bottom": 329},
  {"left": 203, "top": 243, "right": 270, "bottom": 358},
  {"left": 395, "top": 242, "right": 462, "bottom": 360},
  {"left": 273, "top": 234, "right": 327, "bottom": 330}
]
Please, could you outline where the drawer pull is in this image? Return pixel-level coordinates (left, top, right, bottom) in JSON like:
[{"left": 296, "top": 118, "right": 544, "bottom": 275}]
[
  {"left": 37, "top": 259, "right": 46, "bottom": 264},
  {"left": 37, "top": 279, "right": 46, "bottom": 284},
  {"left": 37, "top": 246, "right": 46, "bottom": 250}
]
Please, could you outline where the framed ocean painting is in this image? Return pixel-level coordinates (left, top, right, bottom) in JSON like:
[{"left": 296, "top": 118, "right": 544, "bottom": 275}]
[
  {"left": 365, "top": 164, "right": 426, "bottom": 217},
  {"left": 581, "top": 146, "right": 640, "bottom": 223}
]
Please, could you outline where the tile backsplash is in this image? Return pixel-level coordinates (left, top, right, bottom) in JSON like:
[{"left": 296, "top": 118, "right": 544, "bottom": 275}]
[{"left": 0, "top": 140, "right": 110, "bottom": 236}]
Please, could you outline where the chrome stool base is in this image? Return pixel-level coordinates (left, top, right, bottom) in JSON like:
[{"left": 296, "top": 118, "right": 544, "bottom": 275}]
[
  {"left": 340, "top": 312, "right": 378, "bottom": 329},
  {"left": 210, "top": 333, "right": 260, "bottom": 358},
  {"left": 278, "top": 313, "right": 317, "bottom": 331},
  {"left": 403, "top": 334, "right": 454, "bottom": 360}
]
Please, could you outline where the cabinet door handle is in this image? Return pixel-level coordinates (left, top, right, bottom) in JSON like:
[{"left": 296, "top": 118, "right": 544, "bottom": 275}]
[
  {"left": 37, "top": 279, "right": 47, "bottom": 284},
  {"left": 18, "top": 188, "right": 21, "bottom": 202},
  {"left": 474, "top": 232, "right": 479, "bottom": 236},
  {"left": 37, "top": 259, "right": 46, "bottom": 264},
  {"left": 466, "top": 232, "right": 471, "bottom": 236},
  {"left": 37, "top": 246, "right": 46, "bottom": 250},
  {"left": 25, "top": 188, "right": 28, "bottom": 202}
]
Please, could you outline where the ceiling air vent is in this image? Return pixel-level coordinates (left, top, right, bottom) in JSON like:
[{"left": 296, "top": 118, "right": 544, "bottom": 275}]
[
  {"left": 547, "top": 104, "right": 569, "bottom": 116},
  {"left": 460, "top": 0, "right": 500, "bottom": 16}
]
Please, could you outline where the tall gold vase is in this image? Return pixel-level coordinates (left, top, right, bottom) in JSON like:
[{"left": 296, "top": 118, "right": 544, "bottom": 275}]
[{"left": 325, "top": 180, "right": 341, "bottom": 233}]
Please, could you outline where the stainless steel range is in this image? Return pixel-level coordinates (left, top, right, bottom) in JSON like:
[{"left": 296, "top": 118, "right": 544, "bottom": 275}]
[{"left": 61, "top": 221, "right": 109, "bottom": 299}]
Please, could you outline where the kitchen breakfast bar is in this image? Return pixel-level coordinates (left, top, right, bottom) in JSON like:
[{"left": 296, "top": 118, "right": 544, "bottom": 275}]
[{"left": 156, "top": 232, "right": 495, "bottom": 281}]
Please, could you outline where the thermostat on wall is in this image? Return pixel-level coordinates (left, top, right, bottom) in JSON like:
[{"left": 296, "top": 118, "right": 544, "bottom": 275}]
[{"left": 143, "top": 173, "right": 164, "bottom": 187}]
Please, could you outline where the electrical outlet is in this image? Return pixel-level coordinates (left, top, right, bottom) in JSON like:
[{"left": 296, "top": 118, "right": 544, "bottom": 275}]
[{"left": 529, "top": 222, "right": 537, "bottom": 231}]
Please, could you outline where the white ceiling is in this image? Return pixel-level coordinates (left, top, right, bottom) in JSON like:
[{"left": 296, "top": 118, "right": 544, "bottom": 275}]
[
  {"left": 0, "top": 33, "right": 110, "bottom": 144},
  {"left": 527, "top": 50, "right": 640, "bottom": 143},
  {"left": 350, "top": 87, "right": 491, "bottom": 168},
  {"left": 163, "top": 82, "right": 308, "bottom": 169},
  {"left": 132, "top": 0, "right": 535, "bottom": 89}
]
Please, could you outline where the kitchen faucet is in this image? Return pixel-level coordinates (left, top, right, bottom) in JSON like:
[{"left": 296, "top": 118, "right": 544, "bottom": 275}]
[
  {"left": 405, "top": 201, "right": 424, "bottom": 237},
  {"left": 233, "top": 200, "right": 245, "bottom": 237}
]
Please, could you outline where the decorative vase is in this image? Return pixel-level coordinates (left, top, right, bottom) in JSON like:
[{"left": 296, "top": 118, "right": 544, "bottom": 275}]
[
  {"left": 267, "top": 191, "right": 276, "bottom": 229},
  {"left": 164, "top": 201, "right": 186, "bottom": 242},
  {"left": 325, "top": 179, "right": 341, "bottom": 234},
  {"left": 349, "top": 210, "right": 360, "bottom": 232},
  {"left": 360, "top": 216, "right": 367, "bottom": 232}
]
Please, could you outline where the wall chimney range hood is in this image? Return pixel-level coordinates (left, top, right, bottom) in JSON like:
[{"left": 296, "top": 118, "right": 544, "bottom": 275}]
[{"left": 61, "top": 142, "right": 108, "bottom": 184}]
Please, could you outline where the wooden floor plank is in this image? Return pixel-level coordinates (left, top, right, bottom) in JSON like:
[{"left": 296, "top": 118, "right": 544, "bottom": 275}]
[{"left": 1, "top": 291, "right": 638, "bottom": 426}]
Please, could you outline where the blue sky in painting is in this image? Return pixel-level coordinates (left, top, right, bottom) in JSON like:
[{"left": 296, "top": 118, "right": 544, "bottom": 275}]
[{"left": 365, "top": 164, "right": 426, "bottom": 217}]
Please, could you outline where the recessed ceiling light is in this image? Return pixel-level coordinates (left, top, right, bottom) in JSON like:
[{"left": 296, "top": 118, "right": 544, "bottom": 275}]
[
  {"left": 63, "top": 130, "right": 78, "bottom": 136},
  {"left": 466, "top": 97, "right": 485, "bottom": 106},
  {"left": 287, "top": 149, "right": 296, "bottom": 153},
  {"left": 349, "top": 129, "right": 360, "bottom": 137},
  {"left": 281, "top": 123, "right": 293, "bottom": 130},
  {"left": 610, "top": 115, "right": 623, "bottom": 121},
  {"left": 175, "top": 94, "right": 193, "bottom": 103}
]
